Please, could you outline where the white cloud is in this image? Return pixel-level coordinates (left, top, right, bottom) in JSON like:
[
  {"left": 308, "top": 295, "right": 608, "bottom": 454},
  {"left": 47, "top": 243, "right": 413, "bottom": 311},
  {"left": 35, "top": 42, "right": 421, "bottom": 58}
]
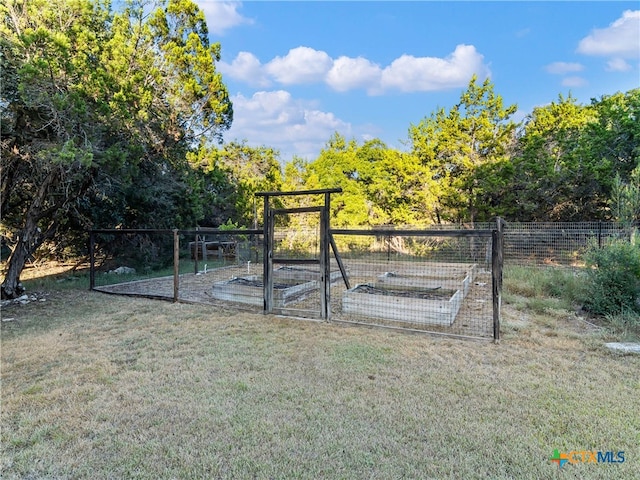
[
  {"left": 219, "top": 52, "right": 271, "bottom": 87},
  {"left": 223, "top": 91, "right": 352, "bottom": 161},
  {"left": 198, "top": 1, "right": 253, "bottom": 35},
  {"left": 265, "top": 47, "right": 333, "bottom": 85},
  {"left": 326, "top": 56, "right": 382, "bottom": 92},
  {"left": 561, "top": 76, "right": 588, "bottom": 88},
  {"left": 605, "top": 58, "right": 632, "bottom": 72},
  {"left": 577, "top": 10, "right": 640, "bottom": 58},
  {"left": 544, "top": 62, "right": 585, "bottom": 75},
  {"left": 221, "top": 44, "right": 490, "bottom": 95},
  {"left": 380, "top": 44, "right": 490, "bottom": 93}
]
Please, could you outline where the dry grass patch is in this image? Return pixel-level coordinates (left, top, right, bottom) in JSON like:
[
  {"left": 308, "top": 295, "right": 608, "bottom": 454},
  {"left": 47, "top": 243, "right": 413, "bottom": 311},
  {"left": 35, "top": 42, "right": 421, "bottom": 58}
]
[{"left": 1, "top": 289, "right": 639, "bottom": 479}]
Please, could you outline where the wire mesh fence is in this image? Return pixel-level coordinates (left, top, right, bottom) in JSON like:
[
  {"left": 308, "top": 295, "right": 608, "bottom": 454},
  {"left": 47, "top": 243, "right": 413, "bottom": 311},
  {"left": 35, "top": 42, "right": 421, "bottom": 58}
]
[
  {"left": 329, "top": 230, "right": 497, "bottom": 339},
  {"left": 469, "top": 221, "right": 634, "bottom": 266},
  {"left": 89, "top": 226, "right": 501, "bottom": 340},
  {"left": 501, "top": 222, "right": 634, "bottom": 266},
  {"left": 87, "top": 221, "right": 636, "bottom": 340},
  {"left": 90, "top": 229, "right": 264, "bottom": 310}
]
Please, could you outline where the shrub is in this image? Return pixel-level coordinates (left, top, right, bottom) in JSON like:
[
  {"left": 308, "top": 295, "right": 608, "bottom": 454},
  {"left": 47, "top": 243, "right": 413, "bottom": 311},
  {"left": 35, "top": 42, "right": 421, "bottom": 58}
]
[{"left": 583, "top": 238, "right": 640, "bottom": 316}]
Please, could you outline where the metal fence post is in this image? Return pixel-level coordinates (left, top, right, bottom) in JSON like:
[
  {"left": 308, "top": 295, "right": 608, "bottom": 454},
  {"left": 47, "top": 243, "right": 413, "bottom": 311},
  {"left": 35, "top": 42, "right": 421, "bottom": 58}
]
[
  {"left": 89, "top": 231, "right": 95, "bottom": 290},
  {"left": 263, "top": 195, "right": 273, "bottom": 314},
  {"left": 173, "top": 229, "right": 179, "bottom": 303},
  {"left": 492, "top": 220, "right": 504, "bottom": 342},
  {"left": 320, "top": 192, "right": 331, "bottom": 320},
  {"left": 193, "top": 226, "right": 199, "bottom": 274}
]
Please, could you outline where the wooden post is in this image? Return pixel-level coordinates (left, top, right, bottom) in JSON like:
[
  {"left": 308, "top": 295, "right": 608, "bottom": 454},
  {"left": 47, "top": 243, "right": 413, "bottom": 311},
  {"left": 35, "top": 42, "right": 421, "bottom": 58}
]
[
  {"left": 263, "top": 195, "right": 273, "bottom": 313},
  {"left": 89, "top": 231, "right": 95, "bottom": 290},
  {"left": 492, "top": 218, "right": 504, "bottom": 341},
  {"left": 173, "top": 229, "right": 180, "bottom": 303},
  {"left": 193, "top": 228, "right": 199, "bottom": 275},
  {"left": 320, "top": 192, "right": 331, "bottom": 320}
]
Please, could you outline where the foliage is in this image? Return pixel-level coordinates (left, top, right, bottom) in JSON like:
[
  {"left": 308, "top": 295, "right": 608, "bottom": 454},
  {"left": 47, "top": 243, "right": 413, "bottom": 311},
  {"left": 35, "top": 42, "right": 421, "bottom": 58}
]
[
  {"left": 189, "top": 141, "right": 283, "bottom": 227},
  {"left": 0, "top": 0, "right": 232, "bottom": 297},
  {"left": 507, "top": 89, "right": 640, "bottom": 221},
  {"left": 583, "top": 238, "right": 640, "bottom": 316},
  {"left": 284, "top": 133, "right": 434, "bottom": 228},
  {"left": 610, "top": 165, "right": 640, "bottom": 225},
  {"left": 504, "top": 265, "right": 587, "bottom": 309},
  {"left": 409, "top": 75, "right": 518, "bottom": 223}
]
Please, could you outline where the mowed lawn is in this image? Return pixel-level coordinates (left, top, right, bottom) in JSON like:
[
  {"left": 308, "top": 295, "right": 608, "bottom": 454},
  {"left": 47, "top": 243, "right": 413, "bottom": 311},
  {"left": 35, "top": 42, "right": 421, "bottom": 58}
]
[{"left": 1, "top": 289, "right": 639, "bottom": 479}]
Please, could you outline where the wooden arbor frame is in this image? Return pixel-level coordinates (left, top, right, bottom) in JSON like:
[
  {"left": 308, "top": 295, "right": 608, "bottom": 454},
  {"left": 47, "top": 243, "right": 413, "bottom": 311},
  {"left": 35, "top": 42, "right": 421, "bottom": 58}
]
[{"left": 256, "top": 188, "right": 349, "bottom": 320}]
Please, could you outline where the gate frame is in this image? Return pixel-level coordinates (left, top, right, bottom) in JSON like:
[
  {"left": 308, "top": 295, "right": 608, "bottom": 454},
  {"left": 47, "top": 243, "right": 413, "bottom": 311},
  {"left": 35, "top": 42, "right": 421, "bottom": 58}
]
[{"left": 256, "top": 188, "right": 342, "bottom": 320}]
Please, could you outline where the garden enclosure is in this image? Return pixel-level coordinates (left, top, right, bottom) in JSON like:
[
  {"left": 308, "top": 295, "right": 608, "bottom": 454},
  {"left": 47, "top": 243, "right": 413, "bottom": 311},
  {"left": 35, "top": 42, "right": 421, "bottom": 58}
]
[
  {"left": 88, "top": 201, "right": 636, "bottom": 341},
  {"left": 89, "top": 189, "right": 505, "bottom": 340},
  {"left": 89, "top": 226, "right": 501, "bottom": 340}
]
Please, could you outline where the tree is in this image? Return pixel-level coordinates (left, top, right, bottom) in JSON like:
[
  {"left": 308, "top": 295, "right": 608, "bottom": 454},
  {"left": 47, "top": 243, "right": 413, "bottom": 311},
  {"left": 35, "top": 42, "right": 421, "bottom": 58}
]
[
  {"left": 282, "top": 133, "right": 434, "bottom": 227},
  {"left": 610, "top": 166, "right": 640, "bottom": 225},
  {"left": 586, "top": 89, "right": 640, "bottom": 184},
  {"left": 508, "top": 90, "right": 639, "bottom": 221},
  {"left": 506, "top": 94, "right": 595, "bottom": 220},
  {"left": 190, "top": 141, "right": 283, "bottom": 227},
  {"left": 409, "top": 76, "right": 518, "bottom": 223},
  {"left": 0, "top": 0, "right": 232, "bottom": 298}
]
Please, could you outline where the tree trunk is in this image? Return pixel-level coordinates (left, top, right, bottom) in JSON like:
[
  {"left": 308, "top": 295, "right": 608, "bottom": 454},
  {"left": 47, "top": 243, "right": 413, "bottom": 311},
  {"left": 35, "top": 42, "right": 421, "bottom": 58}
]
[
  {"left": 1, "top": 241, "right": 29, "bottom": 299},
  {"left": 1, "top": 166, "right": 62, "bottom": 299},
  {"left": 1, "top": 216, "right": 58, "bottom": 299}
]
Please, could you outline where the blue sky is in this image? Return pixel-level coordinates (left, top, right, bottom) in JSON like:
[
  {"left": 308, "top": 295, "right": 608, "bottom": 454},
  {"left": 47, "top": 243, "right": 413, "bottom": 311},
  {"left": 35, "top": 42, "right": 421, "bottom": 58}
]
[{"left": 196, "top": 1, "right": 640, "bottom": 163}]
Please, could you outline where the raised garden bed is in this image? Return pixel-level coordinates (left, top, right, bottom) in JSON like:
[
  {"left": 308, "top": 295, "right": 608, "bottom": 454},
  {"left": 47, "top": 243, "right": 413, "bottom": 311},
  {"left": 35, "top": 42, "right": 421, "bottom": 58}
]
[
  {"left": 342, "top": 263, "right": 477, "bottom": 326},
  {"left": 375, "top": 263, "right": 476, "bottom": 296},
  {"left": 212, "top": 276, "right": 316, "bottom": 307}
]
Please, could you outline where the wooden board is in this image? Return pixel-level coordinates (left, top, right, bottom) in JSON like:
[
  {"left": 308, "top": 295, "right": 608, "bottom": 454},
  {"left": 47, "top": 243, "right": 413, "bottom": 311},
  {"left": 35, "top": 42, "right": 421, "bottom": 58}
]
[
  {"left": 273, "top": 267, "right": 342, "bottom": 283},
  {"left": 212, "top": 275, "right": 319, "bottom": 307},
  {"left": 342, "top": 285, "right": 463, "bottom": 326},
  {"left": 375, "top": 264, "right": 476, "bottom": 296}
]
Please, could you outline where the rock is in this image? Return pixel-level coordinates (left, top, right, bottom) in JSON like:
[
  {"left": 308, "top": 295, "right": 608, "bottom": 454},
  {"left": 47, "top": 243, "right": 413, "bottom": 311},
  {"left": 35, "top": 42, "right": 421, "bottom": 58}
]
[
  {"left": 605, "top": 342, "right": 640, "bottom": 354},
  {"left": 109, "top": 266, "right": 136, "bottom": 275}
]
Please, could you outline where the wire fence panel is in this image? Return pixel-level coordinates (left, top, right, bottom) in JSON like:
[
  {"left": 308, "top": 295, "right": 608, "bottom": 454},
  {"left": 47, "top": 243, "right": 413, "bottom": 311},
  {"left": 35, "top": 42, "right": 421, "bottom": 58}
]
[
  {"left": 330, "top": 232, "right": 496, "bottom": 339},
  {"left": 499, "top": 222, "right": 634, "bottom": 266},
  {"left": 397, "top": 221, "right": 635, "bottom": 266},
  {"left": 90, "top": 229, "right": 264, "bottom": 312}
]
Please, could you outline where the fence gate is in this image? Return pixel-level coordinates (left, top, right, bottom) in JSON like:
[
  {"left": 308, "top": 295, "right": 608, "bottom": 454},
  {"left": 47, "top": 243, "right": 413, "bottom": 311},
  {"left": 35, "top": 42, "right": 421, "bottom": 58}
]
[{"left": 257, "top": 188, "right": 343, "bottom": 319}]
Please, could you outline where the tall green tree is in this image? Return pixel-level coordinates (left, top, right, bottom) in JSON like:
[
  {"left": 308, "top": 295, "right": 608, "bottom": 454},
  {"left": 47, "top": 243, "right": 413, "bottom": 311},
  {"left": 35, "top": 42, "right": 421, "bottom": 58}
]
[
  {"left": 410, "top": 76, "right": 518, "bottom": 223},
  {"left": 295, "top": 133, "right": 373, "bottom": 227},
  {"left": 586, "top": 89, "right": 640, "bottom": 184},
  {"left": 283, "top": 133, "right": 434, "bottom": 227},
  {"left": 190, "top": 141, "right": 283, "bottom": 227},
  {"left": 507, "top": 90, "right": 639, "bottom": 221},
  {"left": 0, "top": 0, "right": 232, "bottom": 298},
  {"left": 506, "top": 94, "right": 596, "bottom": 220}
]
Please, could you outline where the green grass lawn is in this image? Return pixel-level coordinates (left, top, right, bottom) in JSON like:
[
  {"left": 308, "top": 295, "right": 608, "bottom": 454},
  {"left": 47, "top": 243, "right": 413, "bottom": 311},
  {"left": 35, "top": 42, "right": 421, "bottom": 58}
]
[{"left": 1, "top": 271, "right": 639, "bottom": 479}]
